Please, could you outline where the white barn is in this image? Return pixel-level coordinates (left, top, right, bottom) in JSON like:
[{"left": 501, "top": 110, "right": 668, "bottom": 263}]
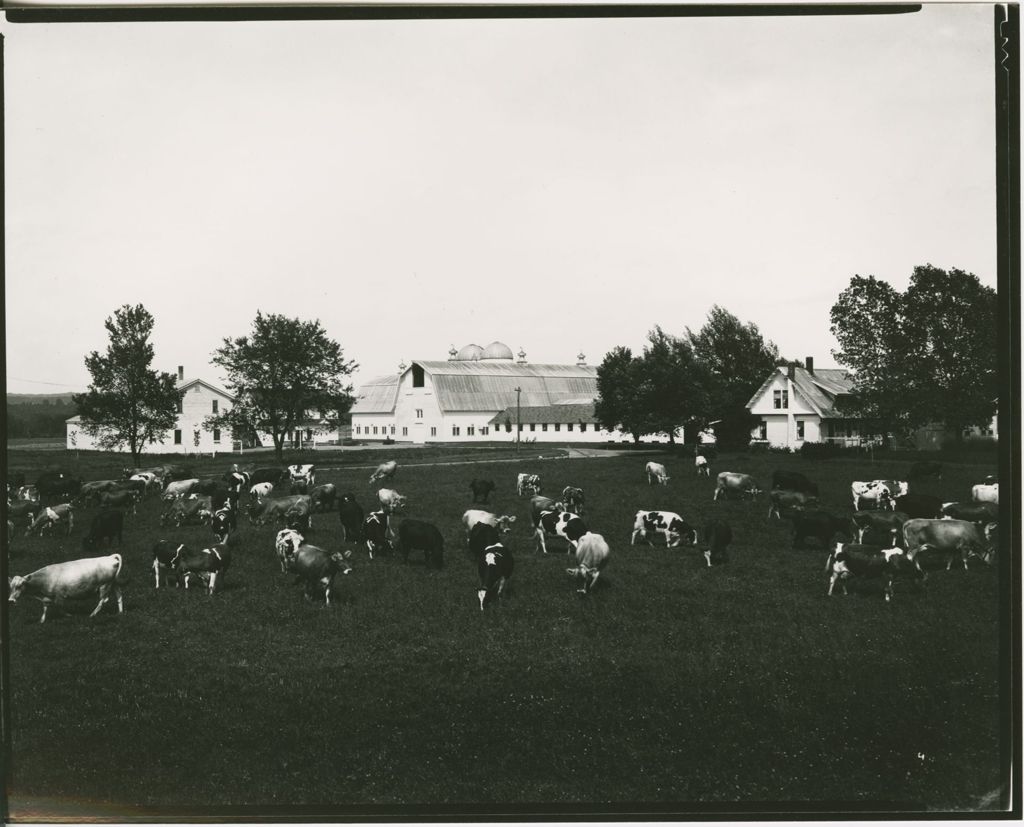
[
  {"left": 66, "top": 368, "right": 235, "bottom": 455},
  {"left": 350, "top": 342, "right": 674, "bottom": 444}
]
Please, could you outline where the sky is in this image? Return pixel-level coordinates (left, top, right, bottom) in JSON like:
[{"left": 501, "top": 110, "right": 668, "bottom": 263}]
[{"left": 4, "top": 4, "right": 999, "bottom": 395}]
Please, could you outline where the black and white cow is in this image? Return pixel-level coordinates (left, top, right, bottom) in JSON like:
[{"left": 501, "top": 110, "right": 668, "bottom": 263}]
[
  {"left": 713, "top": 472, "right": 761, "bottom": 501},
  {"left": 250, "top": 482, "right": 274, "bottom": 500},
  {"left": 851, "top": 480, "right": 908, "bottom": 511},
  {"left": 826, "top": 542, "right": 923, "bottom": 602},
  {"left": 470, "top": 522, "right": 513, "bottom": 611},
  {"left": 850, "top": 510, "right": 909, "bottom": 547},
  {"left": 26, "top": 504, "right": 74, "bottom": 537},
  {"left": 695, "top": 455, "right": 710, "bottom": 478},
  {"left": 212, "top": 502, "right": 236, "bottom": 543},
  {"left": 171, "top": 542, "right": 231, "bottom": 595},
  {"left": 223, "top": 469, "right": 251, "bottom": 497},
  {"left": 534, "top": 510, "right": 588, "bottom": 555},
  {"left": 566, "top": 532, "right": 610, "bottom": 595},
  {"left": 362, "top": 510, "right": 392, "bottom": 559},
  {"left": 275, "top": 529, "right": 305, "bottom": 573},
  {"left": 397, "top": 519, "right": 445, "bottom": 569},
  {"left": 8, "top": 553, "right": 124, "bottom": 623},
  {"left": 462, "top": 510, "right": 516, "bottom": 539},
  {"left": 971, "top": 483, "right": 999, "bottom": 505},
  {"left": 151, "top": 540, "right": 186, "bottom": 588},
  {"left": 630, "top": 510, "right": 698, "bottom": 547},
  {"left": 469, "top": 479, "right": 496, "bottom": 504},
  {"left": 287, "top": 464, "right": 316, "bottom": 488},
  {"left": 82, "top": 509, "right": 124, "bottom": 552}
]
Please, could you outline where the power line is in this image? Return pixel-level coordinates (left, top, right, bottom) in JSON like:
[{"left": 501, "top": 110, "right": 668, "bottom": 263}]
[{"left": 7, "top": 377, "right": 83, "bottom": 389}]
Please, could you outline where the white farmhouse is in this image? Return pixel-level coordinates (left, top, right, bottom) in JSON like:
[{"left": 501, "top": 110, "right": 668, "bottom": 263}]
[
  {"left": 350, "top": 342, "right": 675, "bottom": 444},
  {"left": 746, "top": 358, "right": 863, "bottom": 448},
  {"left": 66, "top": 367, "right": 235, "bottom": 455}
]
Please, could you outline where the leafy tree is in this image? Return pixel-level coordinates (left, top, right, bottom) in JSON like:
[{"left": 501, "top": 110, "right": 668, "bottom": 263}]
[
  {"left": 595, "top": 346, "right": 652, "bottom": 443},
  {"left": 638, "top": 326, "right": 711, "bottom": 445},
  {"left": 830, "top": 265, "right": 997, "bottom": 440},
  {"left": 73, "top": 304, "right": 180, "bottom": 465},
  {"left": 210, "top": 313, "right": 357, "bottom": 462},
  {"left": 685, "top": 306, "right": 781, "bottom": 449}
]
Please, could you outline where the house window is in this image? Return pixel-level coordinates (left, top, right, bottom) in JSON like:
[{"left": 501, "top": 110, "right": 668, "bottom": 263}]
[
  {"left": 481, "top": 426, "right": 489, "bottom": 435},
  {"left": 467, "top": 425, "right": 475, "bottom": 436},
  {"left": 306, "top": 429, "right": 313, "bottom": 441},
  {"left": 758, "top": 422, "right": 768, "bottom": 440},
  {"left": 412, "top": 364, "right": 425, "bottom": 388},
  {"left": 430, "top": 427, "right": 437, "bottom": 437},
  {"left": 390, "top": 425, "right": 395, "bottom": 435},
  {"left": 174, "top": 429, "right": 182, "bottom": 444},
  {"left": 452, "top": 426, "right": 460, "bottom": 437},
  {"left": 373, "top": 426, "right": 378, "bottom": 435},
  {"left": 402, "top": 427, "right": 408, "bottom": 436},
  {"left": 213, "top": 428, "right": 221, "bottom": 443},
  {"left": 529, "top": 424, "right": 536, "bottom": 432},
  {"left": 796, "top": 421, "right": 805, "bottom": 439},
  {"left": 416, "top": 409, "right": 423, "bottom": 419},
  {"left": 542, "top": 424, "right": 548, "bottom": 432},
  {"left": 580, "top": 423, "right": 587, "bottom": 432},
  {"left": 212, "top": 400, "right": 218, "bottom": 414},
  {"left": 773, "top": 389, "right": 788, "bottom": 409},
  {"left": 176, "top": 397, "right": 184, "bottom": 414}
]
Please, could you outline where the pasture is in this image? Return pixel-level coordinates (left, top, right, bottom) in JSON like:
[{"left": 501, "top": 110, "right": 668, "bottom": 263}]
[{"left": 3, "top": 447, "right": 1007, "bottom": 816}]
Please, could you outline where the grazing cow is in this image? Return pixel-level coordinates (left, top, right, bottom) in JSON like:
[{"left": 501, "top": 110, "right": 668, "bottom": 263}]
[
  {"left": 289, "top": 544, "right": 353, "bottom": 605},
  {"left": 695, "top": 455, "right": 710, "bottom": 477},
  {"left": 250, "top": 482, "right": 274, "bottom": 500},
  {"left": 275, "top": 528, "right": 305, "bottom": 573},
  {"left": 82, "top": 510, "right": 124, "bottom": 551},
  {"left": 826, "top": 543, "right": 923, "bottom": 602},
  {"left": 77, "top": 479, "right": 120, "bottom": 506},
  {"left": 338, "top": 494, "right": 365, "bottom": 544},
  {"left": 790, "top": 509, "right": 852, "bottom": 550},
  {"left": 8, "top": 500, "right": 41, "bottom": 530},
  {"left": 171, "top": 542, "right": 231, "bottom": 594},
  {"left": 35, "top": 472, "right": 81, "bottom": 502},
  {"left": 8, "top": 553, "right": 124, "bottom": 623},
  {"left": 99, "top": 489, "right": 139, "bottom": 515},
  {"left": 851, "top": 480, "right": 907, "bottom": 511},
  {"left": 27, "top": 504, "right": 74, "bottom": 537},
  {"left": 972, "top": 483, "right": 999, "bottom": 505},
  {"left": 369, "top": 461, "right": 398, "bottom": 486},
  {"left": 212, "top": 503, "right": 236, "bottom": 543},
  {"left": 309, "top": 484, "right": 338, "bottom": 513},
  {"left": 517, "top": 473, "right": 542, "bottom": 496},
  {"left": 163, "top": 479, "right": 200, "bottom": 500},
  {"left": 161, "top": 496, "right": 213, "bottom": 528},
  {"left": 247, "top": 494, "right": 311, "bottom": 526},
  {"left": 940, "top": 501, "right": 999, "bottom": 525},
  {"left": 771, "top": 470, "right": 818, "bottom": 496},
  {"left": 288, "top": 464, "right": 316, "bottom": 488},
  {"left": 561, "top": 486, "right": 585, "bottom": 516},
  {"left": 850, "top": 510, "right": 909, "bottom": 547},
  {"left": 908, "top": 460, "right": 943, "bottom": 480},
  {"left": 902, "top": 519, "right": 994, "bottom": 570},
  {"left": 713, "top": 472, "right": 761, "bottom": 501},
  {"left": 397, "top": 519, "right": 445, "bottom": 568},
  {"left": 151, "top": 540, "right": 185, "bottom": 588},
  {"left": 469, "top": 478, "right": 496, "bottom": 504},
  {"left": 645, "top": 462, "right": 670, "bottom": 486},
  {"left": 535, "top": 510, "right": 588, "bottom": 555},
  {"left": 363, "top": 510, "right": 392, "bottom": 558},
  {"left": 470, "top": 522, "right": 513, "bottom": 610},
  {"left": 566, "top": 532, "right": 610, "bottom": 595},
  {"left": 285, "top": 498, "right": 313, "bottom": 532},
  {"left": 462, "top": 510, "right": 516, "bottom": 538},
  {"left": 630, "top": 510, "right": 698, "bottom": 548},
  {"left": 223, "top": 470, "right": 251, "bottom": 497},
  {"left": 377, "top": 488, "right": 407, "bottom": 515},
  {"left": 249, "top": 467, "right": 287, "bottom": 486},
  {"left": 892, "top": 494, "right": 944, "bottom": 520},
  {"left": 701, "top": 519, "right": 733, "bottom": 567},
  {"left": 767, "top": 490, "right": 818, "bottom": 519}
]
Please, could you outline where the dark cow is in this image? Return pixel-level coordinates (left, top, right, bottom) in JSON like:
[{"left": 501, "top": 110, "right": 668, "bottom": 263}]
[
  {"left": 630, "top": 510, "right": 698, "bottom": 547},
  {"left": 902, "top": 519, "right": 994, "bottom": 570},
  {"left": 171, "top": 542, "right": 231, "bottom": 595},
  {"left": 535, "top": 510, "right": 588, "bottom": 555},
  {"left": 288, "top": 544, "right": 353, "bottom": 605},
  {"left": 190, "top": 478, "right": 230, "bottom": 500},
  {"left": 76, "top": 479, "right": 120, "bottom": 506},
  {"left": 249, "top": 467, "right": 288, "bottom": 487},
  {"left": 363, "top": 510, "right": 392, "bottom": 558},
  {"left": 892, "top": 493, "right": 944, "bottom": 520},
  {"left": 8, "top": 553, "right": 124, "bottom": 623},
  {"left": 470, "top": 522, "right": 513, "bottom": 610},
  {"left": 338, "top": 494, "right": 365, "bottom": 544},
  {"left": 790, "top": 509, "right": 852, "bottom": 550},
  {"left": 397, "top": 519, "right": 445, "bottom": 568},
  {"left": 161, "top": 496, "right": 213, "bottom": 527},
  {"left": 561, "top": 486, "right": 585, "bottom": 516},
  {"left": 771, "top": 470, "right": 819, "bottom": 496},
  {"left": 151, "top": 540, "right": 185, "bottom": 588},
  {"left": 826, "top": 542, "right": 923, "bottom": 602},
  {"left": 940, "top": 501, "right": 999, "bottom": 524},
  {"left": 285, "top": 498, "right": 313, "bottom": 532},
  {"left": 714, "top": 472, "right": 761, "bottom": 501},
  {"left": 290, "top": 479, "right": 310, "bottom": 496},
  {"left": 82, "top": 510, "right": 124, "bottom": 552},
  {"left": 310, "top": 484, "right": 338, "bottom": 513},
  {"left": 767, "top": 490, "right": 818, "bottom": 519},
  {"left": 35, "top": 472, "right": 81, "bottom": 502},
  {"left": 701, "top": 518, "right": 733, "bottom": 567},
  {"left": 908, "top": 460, "right": 943, "bottom": 480},
  {"left": 99, "top": 489, "right": 139, "bottom": 515},
  {"left": 469, "top": 479, "right": 496, "bottom": 504},
  {"left": 850, "top": 510, "right": 909, "bottom": 547},
  {"left": 8, "top": 500, "right": 41, "bottom": 530}
]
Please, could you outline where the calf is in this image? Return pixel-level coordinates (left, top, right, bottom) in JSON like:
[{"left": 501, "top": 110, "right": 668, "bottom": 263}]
[
  {"left": 338, "top": 494, "right": 365, "bottom": 543},
  {"left": 701, "top": 518, "right": 733, "bottom": 567},
  {"left": 850, "top": 510, "right": 909, "bottom": 547},
  {"left": 561, "top": 486, "right": 585, "bottom": 516},
  {"left": 902, "top": 518, "right": 994, "bottom": 570},
  {"left": 8, "top": 553, "right": 124, "bottom": 623},
  {"left": 275, "top": 529, "right": 305, "bottom": 573},
  {"left": 971, "top": 483, "right": 999, "bottom": 505},
  {"left": 566, "top": 532, "right": 610, "bottom": 594},
  {"left": 826, "top": 542, "right": 923, "bottom": 602},
  {"left": 771, "top": 470, "right": 818, "bottom": 496},
  {"left": 695, "top": 455, "right": 710, "bottom": 478},
  {"left": 470, "top": 522, "right": 513, "bottom": 610},
  {"left": 517, "top": 473, "right": 541, "bottom": 496},
  {"left": 151, "top": 540, "right": 185, "bottom": 588},
  {"left": 171, "top": 542, "right": 231, "bottom": 595},
  {"left": 26, "top": 504, "right": 74, "bottom": 537},
  {"left": 630, "top": 510, "right": 698, "bottom": 548},
  {"left": 397, "top": 519, "right": 445, "bottom": 568},
  {"left": 310, "top": 483, "right": 338, "bottom": 513},
  {"left": 767, "top": 490, "right": 818, "bottom": 519},
  {"left": 289, "top": 544, "right": 353, "bottom": 605},
  {"left": 645, "top": 462, "right": 669, "bottom": 486},
  {"left": 892, "top": 493, "right": 943, "bottom": 520},
  {"left": 790, "top": 509, "right": 852, "bottom": 550},
  {"left": 940, "top": 501, "right": 999, "bottom": 525},
  {"left": 714, "top": 472, "right": 760, "bottom": 501},
  {"left": 535, "top": 510, "right": 588, "bottom": 555},
  {"left": 462, "top": 510, "right": 516, "bottom": 538},
  {"left": 82, "top": 509, "right": 124, "bottom": 552},
  {"left": 469, "top": 478, "right": 496, "bottom": 504},
  {"left": 369, "top": 460, "right": 398, "bottom": 486},
  {"left": 363, "top": 510, "right": 392, "bottom": 558}
]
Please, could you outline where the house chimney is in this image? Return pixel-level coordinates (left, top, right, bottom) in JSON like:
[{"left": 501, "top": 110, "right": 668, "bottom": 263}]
[
  {"left": 178, "top": 365, "right": 184, "bottom": 381},
  {"left": 806, "top": 357, "right": 814, "bottom": 375},
  {"left": 576, "top": 351, "right": 586, "bottom": 367},
  {"left": 517, "top": 348, "right": 527, "bottom": 365},
  {"left": 787, "top": 364, "right": 795, "bottom": 380}
]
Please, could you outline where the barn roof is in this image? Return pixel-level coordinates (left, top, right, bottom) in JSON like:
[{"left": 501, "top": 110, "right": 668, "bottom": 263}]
[
  {"left": 746, "top": 366, "right": 857, "bottom": 418},
  {"left": 416, "top": 361, "right": 598, "bottom": 412},
  {"left": 349, "top": 374, "right": 400, "bottom": 414},
  {"left": 489, "top": 402, "right": 599, "bottom": 425}
]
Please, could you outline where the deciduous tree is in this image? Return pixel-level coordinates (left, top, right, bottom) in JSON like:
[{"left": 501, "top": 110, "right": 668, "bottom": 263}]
[{"left": 595, "top": 346, "right": 652, "bottom": 443}]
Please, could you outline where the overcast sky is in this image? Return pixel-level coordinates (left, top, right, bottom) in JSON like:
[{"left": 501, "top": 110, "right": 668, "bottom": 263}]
[{"left": 4, "top": 5, "right": 998, "bottom": 395}]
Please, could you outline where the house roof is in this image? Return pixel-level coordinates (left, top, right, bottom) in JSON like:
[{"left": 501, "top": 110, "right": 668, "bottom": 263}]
[
  {"left": 746, "top": 366, "right": 857, "bottom": 419},
  {"left": 349, "top": 374, "right": 401, "bottom": 414},
  {"left": 178, "top": 377, "right": 235, "bottom": 401},
  {"left": 489, "top": 402, "right": 599, "bottom": 425}
]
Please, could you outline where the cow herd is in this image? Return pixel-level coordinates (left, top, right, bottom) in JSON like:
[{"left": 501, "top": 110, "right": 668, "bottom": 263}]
[{"left": 4, "top": 453, "right": 1001, "bottom": 621}]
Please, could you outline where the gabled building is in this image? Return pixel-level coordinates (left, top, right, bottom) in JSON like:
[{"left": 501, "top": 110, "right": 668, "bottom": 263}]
[
  {"left": 746, "top": 358, "right": 864, "bottom": 448},
  {"left": 66, "top": 366, "right": 235, "bottom": 455}
]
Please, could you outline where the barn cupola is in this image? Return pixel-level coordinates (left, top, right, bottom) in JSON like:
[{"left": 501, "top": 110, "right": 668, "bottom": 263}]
[
  {"left": 398, "top": 360, "right": 407, "bottom": 374},
  {"left": 576, "top": 352, "right": 586, "bottom": 366},
  {"left": 516, "top": 348, "right": 527, "bottom": 365},
  {"left": 448, "top": 345, "right": 458, "bottom": 361},
  {"left": 456, "top": 343, "right": 484, "bottom": 361},
  {"left": 481, "top": 341, "right": 514, "bottom": 361}
]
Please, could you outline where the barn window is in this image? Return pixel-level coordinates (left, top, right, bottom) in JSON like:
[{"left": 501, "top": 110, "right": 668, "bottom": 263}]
[
  {"left": 430, "top": 427, "right": 437, "bottom": 437},
  {"left": 402, "top": 427, "right": 408, "bottom": 436},
  {"left": 212, "top": 400, "right": 218, "bottom": 414},
  {"left": 416, "top": 409, "right": 423, "bottom": 419},
  {"left": 554, "top": 423, "right": 560, "bottom": 432},
  {"left": 580, "top": 423, "right": 587, "bottom": 432},
  {"left": 389, "top": 425, "right": 395, "bottom": 435},
  {"left": 567, "top": 423, "right": 573, "bottom": 432},
  {"left": 213, "top": 428, "right": 221, "bottom": 443},
  {"left": 174, "top": 429, "right": 182, "bottom": 444},
  {"left": 373, "top": 426, "right": 378, "bottom": 435},
  {"left": 452, "top": 426, "right": 460, "bottom": 437},
  {"left": 412, "top": 364, "right": 425, "bottom": 387},
  {"left": 796, "top": 421, "right": 805, "bottom": 439},
  {"left": 542, "top": 424, "right": 548, "bottom": 432},
  {"left": 507, "top": 423, "right": 513, "bottom": 433},
  {"left": 529, "top": 424, "right": 536, "bottom": 432},
  {"left": 468, "top": 425, "right": 475, "bottom": 436},
  {"left": 773, "top": 389, "right": 788, "bottom": 409}
]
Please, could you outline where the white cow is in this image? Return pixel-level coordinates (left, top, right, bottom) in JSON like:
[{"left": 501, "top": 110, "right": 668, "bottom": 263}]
[
  {"left": 695, "top": 455, "right": 709, "bottom": 477},
  {"left": 369, "top": 460, "right": 398, "bottom": 486},
  {"left": 377, "top": 488, "right": 407, "bottom": 513},
  {"left": 462, "top": 510, "right": 516, "bottom": 537},
  {"left": 163, "top": 478, "right": 199, "bottom": 500},
  {"left": 9, "top": 554, "right": 124, "bottom": 623},
  {"left": 851, "top": 480, "right": 908, "bottom": 511},
  {"left": 971, "top": 483, "right": 999, "bottom": 505},
  {"left": 645, "top": 462, "right": 670, "bottom": 486},
  {"left": 566, "top": 532, "right": 611, "bottom": 594},
  {"left": 250, "top": 482, "right": 274, "bottom": 500}
]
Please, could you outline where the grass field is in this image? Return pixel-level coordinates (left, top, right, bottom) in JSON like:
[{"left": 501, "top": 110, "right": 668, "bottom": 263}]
[{"left": 3, "top": 446, "right": 1008, "bottom": 817}]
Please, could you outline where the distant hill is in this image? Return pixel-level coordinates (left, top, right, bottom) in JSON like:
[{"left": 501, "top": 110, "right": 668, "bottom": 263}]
[
  {"left": 7, "top": 394, "right": 78, "bottom": 439},
  {"left": 8, "top": 393, "right": 78, "bottom": 406}
]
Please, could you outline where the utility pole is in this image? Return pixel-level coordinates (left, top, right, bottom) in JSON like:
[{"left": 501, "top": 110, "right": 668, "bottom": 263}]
[{"left": 514, "top": 386, "right": 521, "bottom": 454}]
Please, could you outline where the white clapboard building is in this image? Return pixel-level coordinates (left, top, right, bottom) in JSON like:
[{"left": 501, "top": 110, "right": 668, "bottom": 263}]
[
  {"left": 350, "top": 342, "right": 674, "bottom": 444},
  {"left": 66, "top": 367, "right": 235, "bottom": 455}
]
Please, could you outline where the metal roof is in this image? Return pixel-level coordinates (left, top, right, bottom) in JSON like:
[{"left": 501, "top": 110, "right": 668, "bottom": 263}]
[
  {"left": 417, "top": 361, "right": 598, "bottom": 412},
  {"left": 349, "top": 374, "right": 400, "bottom": 414},
  {"left": 489, "top": 402, "right": 599, "bottom": 425}
]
